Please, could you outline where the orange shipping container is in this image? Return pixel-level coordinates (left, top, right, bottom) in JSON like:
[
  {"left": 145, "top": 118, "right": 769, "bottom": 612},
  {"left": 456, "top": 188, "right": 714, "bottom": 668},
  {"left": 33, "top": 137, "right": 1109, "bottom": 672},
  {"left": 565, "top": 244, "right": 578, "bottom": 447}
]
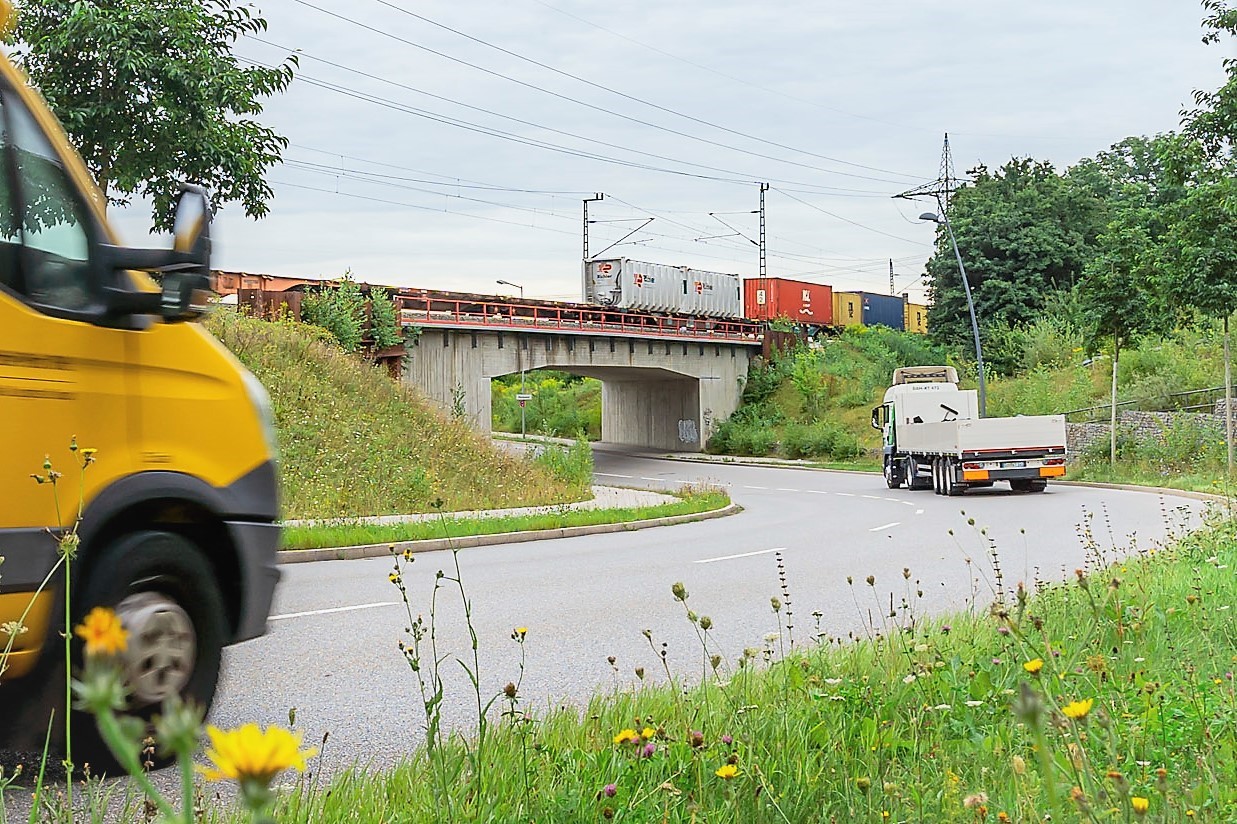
[{"left": 744, "top": 278, "right": 833, "bottom": 325}]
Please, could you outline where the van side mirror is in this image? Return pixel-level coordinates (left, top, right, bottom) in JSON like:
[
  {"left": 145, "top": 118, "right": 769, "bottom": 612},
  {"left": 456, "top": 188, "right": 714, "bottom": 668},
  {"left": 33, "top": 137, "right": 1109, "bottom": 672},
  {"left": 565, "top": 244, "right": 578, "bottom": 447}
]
[
  {"left": 100, "top": 184, "right": 213, "bottom": 322},
  {"left": 870, "top": 406, "right": 884, "bottom": 430}
]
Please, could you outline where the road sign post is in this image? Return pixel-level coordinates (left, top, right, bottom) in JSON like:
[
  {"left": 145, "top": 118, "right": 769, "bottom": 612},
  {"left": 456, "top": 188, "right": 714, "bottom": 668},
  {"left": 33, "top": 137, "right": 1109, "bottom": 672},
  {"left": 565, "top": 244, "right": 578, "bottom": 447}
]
[{"left": 516, "top": 392, "right": 533, "bottom": 439}]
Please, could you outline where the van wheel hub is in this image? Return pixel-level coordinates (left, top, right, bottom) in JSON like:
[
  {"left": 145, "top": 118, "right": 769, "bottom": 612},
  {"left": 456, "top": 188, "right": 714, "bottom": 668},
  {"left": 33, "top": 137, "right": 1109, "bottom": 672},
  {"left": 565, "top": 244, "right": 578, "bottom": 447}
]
[{"left": 116, "top": 592, "right": 196, "bottom": 705}]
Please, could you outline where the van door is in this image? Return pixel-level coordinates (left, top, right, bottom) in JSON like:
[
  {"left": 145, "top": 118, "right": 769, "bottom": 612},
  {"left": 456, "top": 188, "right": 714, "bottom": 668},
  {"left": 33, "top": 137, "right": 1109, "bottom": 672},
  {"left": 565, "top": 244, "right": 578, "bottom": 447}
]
[{"left": 0, "top": 75, "right": 131, "bottom": 610}]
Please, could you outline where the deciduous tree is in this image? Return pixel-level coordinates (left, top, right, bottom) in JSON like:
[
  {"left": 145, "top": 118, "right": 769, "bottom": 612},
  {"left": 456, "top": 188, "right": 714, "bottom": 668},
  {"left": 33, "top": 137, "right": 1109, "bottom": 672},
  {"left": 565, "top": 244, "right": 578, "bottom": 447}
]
[{"left": 8, "top": 0, "right": 295, "bottom": 229}]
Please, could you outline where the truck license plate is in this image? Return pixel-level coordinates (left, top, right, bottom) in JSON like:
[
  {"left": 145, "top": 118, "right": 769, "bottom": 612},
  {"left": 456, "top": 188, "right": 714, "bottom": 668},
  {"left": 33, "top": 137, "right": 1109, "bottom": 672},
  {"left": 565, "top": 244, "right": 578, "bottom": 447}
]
[{"left": 1002, "top": 460, "right": 1026, "bottom": 469}]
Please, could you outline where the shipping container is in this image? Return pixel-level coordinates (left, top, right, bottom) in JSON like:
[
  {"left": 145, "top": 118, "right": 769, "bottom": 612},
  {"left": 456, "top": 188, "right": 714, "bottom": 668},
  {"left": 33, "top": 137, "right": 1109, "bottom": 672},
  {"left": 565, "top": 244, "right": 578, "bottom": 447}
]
[
  {"left": 583, "top": 258, "right": 742, "bottom": 318},
  {"left": 743, "top": 277, "right": 833, "bottom": 325},
  {"left": 833, "top": 292, "right": 863, "bottom": 327},
  {"left": 861, "top": 292, "right": 905, "bottom": 330},
  {"left": 904, "top": 301, "right": 929, "bottom": 334},
  {"left": 831, "top": 291, "right": 904, "bottom": 330}
]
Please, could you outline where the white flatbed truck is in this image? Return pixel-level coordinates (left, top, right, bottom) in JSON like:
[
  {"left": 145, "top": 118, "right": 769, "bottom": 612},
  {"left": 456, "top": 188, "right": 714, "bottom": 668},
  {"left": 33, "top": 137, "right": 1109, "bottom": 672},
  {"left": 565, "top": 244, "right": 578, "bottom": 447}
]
[{"left": 871, "top": 366, "right": 1067, "bottom": 495}]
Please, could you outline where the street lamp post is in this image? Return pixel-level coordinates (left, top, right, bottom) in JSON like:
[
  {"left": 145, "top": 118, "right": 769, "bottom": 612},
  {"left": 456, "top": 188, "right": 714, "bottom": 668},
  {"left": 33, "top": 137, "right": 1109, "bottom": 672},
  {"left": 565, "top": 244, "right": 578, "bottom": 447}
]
[
  {"left": 496, "top": 279, "right": 524, "bottom": 300},
  {"left": 920, "top": 210, "right": 986, "bottom": 417}
]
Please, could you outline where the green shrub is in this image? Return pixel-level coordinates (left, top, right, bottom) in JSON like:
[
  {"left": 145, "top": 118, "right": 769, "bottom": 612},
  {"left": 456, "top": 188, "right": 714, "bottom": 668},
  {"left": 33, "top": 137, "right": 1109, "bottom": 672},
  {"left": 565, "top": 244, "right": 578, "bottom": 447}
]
[
  {"left": 301, "top": 274, "right": 367, "bottom": 352},
  {"left": 530, "top": 437, "right": 594, "bottom": 492},
  {"left": 781, "top": 421, "right": 863, "bottom": 460}
]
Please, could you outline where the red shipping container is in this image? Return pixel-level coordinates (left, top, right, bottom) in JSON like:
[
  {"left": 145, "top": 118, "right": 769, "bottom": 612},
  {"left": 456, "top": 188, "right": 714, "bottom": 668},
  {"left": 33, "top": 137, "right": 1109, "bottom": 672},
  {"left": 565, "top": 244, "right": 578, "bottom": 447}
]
[{"left": 743, "top": 277, "right": 833, "bottom": 325}]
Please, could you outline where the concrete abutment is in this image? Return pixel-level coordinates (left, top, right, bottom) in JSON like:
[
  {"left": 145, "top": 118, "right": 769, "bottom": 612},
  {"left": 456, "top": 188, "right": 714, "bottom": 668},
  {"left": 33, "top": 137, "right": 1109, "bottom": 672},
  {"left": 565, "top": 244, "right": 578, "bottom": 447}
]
[{"left": 402, "top": 329, "right": 753, "bottom": 451}]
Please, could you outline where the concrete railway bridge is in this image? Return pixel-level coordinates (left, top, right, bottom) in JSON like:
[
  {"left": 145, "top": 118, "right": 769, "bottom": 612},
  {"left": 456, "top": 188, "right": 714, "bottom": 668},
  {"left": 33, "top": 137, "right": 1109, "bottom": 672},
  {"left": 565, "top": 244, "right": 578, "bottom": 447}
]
[{"left": 397, "top": 293, "right": 760, "bottom": 451}]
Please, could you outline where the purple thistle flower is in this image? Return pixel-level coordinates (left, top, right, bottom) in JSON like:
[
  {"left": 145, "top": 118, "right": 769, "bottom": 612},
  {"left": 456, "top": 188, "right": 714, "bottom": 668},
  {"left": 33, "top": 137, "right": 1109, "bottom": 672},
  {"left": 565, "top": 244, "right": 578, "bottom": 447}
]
[
  {"left": 721, "top": 734, "right": 733, "bottom": 745},
  {"left": 603, "top": 784, "right": 617, "bottom": 798},
  {"left": 642, "top": 742, "right": 656, "bottom": 758}
]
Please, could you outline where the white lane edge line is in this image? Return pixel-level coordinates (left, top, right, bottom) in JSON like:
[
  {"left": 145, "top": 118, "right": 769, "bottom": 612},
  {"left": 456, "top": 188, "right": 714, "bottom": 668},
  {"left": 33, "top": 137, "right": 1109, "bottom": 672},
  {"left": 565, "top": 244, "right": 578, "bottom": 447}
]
[
  {"left": 595, "top": 472, "right": 633, "bottom": 478},
  {"left": 743, "top": 485, "right": 768, "bottom": 490},
  {"left": 861, "top": 495, "right": 882, "bottom": 500},
  {"left": 901, "top": 501, "right": 916, "bottom": 506},
  {"left": 915, "top": 509, "right": 925, "bottom": 515},
  {"left": 869, "top": 522, "right": 901, "bottom": 532},
  {"left": 776, "top": 488, "right": 799, "bottom": 492},
  {"left": 836, "top": 492, "right": 855, "bottom": 497},
  {"left": 270, "top": 602, "right": 398, "bottom": 621},
  {"left": 807, "top": 490, "right": 830, "bottom": 495},
  {"left": 694, "top": 547, "right": 785, "bottom": 564}
]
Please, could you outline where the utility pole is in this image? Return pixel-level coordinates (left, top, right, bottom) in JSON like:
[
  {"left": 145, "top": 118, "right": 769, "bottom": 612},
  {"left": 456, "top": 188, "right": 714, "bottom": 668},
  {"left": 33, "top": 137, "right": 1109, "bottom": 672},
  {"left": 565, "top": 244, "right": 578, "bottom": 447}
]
[
  {"left": 758, "top": 183, "right": 769, "bottom": 314},
  {"left": 583, "top": 192, "right": 605, "bottom": 263},
  {"left": 889, "top": 259, "right": 895, "bottom": 296}
]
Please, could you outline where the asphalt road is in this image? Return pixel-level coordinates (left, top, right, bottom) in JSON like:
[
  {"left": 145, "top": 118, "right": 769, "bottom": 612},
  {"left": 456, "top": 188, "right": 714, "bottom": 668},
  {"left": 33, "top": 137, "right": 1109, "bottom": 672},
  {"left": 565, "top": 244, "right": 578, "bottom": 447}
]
[{"left": 204, "top": 448, "right": 1206, "bottom": 773}]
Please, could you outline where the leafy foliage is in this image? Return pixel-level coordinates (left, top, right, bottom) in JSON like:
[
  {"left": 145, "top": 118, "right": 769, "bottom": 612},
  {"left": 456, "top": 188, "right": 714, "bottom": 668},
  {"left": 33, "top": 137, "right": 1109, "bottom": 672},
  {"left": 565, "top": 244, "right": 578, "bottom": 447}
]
[
  {"left": 300, "top": 274, "right": 402, "bottom": 354},
  {"left": 9, "top": 0, "right": 296, "bottom": 230}
]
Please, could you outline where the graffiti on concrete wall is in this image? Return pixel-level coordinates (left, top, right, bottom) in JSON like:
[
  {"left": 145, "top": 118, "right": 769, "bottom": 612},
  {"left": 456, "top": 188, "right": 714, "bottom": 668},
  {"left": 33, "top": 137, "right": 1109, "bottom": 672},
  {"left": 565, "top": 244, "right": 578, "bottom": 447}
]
[{"left": 677, "top": 418, "right": 699, "bottom": 444}]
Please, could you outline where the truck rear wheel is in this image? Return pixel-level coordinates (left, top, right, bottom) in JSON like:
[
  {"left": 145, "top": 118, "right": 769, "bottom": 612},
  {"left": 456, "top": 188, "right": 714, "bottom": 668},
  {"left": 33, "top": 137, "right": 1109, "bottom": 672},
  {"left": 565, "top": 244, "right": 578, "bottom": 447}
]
[
  {"left": 944, "top": 458, "right": 965, "bottom": 497},
  {"left": 74, "top": 531, "right": 226, "bottom": 772},
  {"left": 907, "top": 456, "right": 932, "bottom": 490}
]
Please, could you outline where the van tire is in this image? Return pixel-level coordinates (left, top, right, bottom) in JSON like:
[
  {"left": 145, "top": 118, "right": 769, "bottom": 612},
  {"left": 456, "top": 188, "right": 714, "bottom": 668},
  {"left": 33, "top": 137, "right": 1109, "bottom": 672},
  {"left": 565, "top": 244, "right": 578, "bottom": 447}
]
[{"left": 74, "top": 531, "right": 226, "bottom": 773}]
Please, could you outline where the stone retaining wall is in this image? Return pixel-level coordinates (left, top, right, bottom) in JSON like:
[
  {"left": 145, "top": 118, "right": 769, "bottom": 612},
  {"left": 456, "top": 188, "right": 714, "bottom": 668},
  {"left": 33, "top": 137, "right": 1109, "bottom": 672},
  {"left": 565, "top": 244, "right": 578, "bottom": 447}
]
[{"left": 1066, "top": 407, "right": 1227, "bottom": 460}]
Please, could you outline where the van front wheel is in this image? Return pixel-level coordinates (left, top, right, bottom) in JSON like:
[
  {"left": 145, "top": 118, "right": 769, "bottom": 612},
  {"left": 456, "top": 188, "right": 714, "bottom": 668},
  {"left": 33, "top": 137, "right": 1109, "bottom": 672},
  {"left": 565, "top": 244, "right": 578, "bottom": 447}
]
[{"left": 76, "top": 531, "right": 226, "bottom": 769}]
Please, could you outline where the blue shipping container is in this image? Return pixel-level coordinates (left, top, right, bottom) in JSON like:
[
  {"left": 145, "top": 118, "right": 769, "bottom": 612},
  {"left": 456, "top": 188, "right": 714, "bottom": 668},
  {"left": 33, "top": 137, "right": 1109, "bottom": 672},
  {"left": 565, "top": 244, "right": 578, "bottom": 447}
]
[{"left": 859, "top": 292, "right": 905, "bottom": 331}]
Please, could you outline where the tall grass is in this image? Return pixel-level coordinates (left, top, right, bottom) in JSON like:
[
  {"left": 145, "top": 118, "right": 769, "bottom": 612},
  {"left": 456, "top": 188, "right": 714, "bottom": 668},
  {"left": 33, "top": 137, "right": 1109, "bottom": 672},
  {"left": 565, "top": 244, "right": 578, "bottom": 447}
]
[
  {"left": 236, "top": 501, "right": 1236, "bottom": 822},
  {"left": 492, "top": 372, "right": 602, "bottom": 440},
  {"left": 207, "top": 311, "right": 584, "bottom": 519}
]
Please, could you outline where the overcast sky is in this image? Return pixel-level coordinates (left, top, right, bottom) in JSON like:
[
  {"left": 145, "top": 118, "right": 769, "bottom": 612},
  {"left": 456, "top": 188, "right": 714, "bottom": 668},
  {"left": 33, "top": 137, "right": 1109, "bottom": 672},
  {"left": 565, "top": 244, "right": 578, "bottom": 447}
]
[{"left": 109, "top": 1, "right": 1229, "bottom": 303}]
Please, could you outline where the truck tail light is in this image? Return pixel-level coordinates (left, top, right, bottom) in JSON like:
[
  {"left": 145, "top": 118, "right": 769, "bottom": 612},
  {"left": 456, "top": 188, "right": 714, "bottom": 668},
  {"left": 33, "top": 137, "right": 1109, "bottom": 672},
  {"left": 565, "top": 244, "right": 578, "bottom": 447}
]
[
  {"left": 962, "top": 462, "right": 982, "bottom": 470},
  {"left": 1043, "top": 457, "right": 1065, "bottom": 466}
]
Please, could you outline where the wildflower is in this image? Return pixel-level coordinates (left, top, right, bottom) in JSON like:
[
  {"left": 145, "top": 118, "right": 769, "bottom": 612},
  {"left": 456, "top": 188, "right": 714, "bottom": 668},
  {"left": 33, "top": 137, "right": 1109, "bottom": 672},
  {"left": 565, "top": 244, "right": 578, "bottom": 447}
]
[
  {"left": 963, "top": 792, "right": 988, "bottom": 808},
  {"left": 715, "top": 764, "right": 738, "bottom": 780},
  {"left": 1023, "top": 658, "right": 1044, "bottom": 675},
  {"left": 74, "top": 607, "right": 128, "bottom": 656},
  {"left": 1131, "top": 796, "right": 1149, "bottom": 815},
  {"left": 965, "top": 700, "right": 984, "bottom": 707},
  {"left": 642, "top": 742, "right": 656, "bottom": 758},
  {"left": 997, "top": 813, "right": 1010, "bottom": 823},
  {"left": 902, "top": 674, "right": 917, "bottom": 684},
  {"left": 603, "top": 783, "right": 616, "bottom": 798},
  {"left": 941, "top": 624, "right": 951, "bottom": 634},
  {"left": 1062, "top": 698, "right": 1094, "bottom": 720},
  {"left": 503, "top": 682, "right": 517, "bottom": 699},
  {"left": 200, "top": 724, "right": 317, "bottom": 785},
  {"left": 613, "top": 729, "right": 639, "bottom": 745},
  {"left": 512, "top": 626, "right": 528, "bottom": 641},
  {"left": 932, "top": 704, "right": 952, "bottom": 711},
  {"left": 689, "top": 730, "right": 705, "bottom": 748},
  {"left": 641, "top": 726, "right": 656, "bottom": 740},
  {"left": 721, "top": 734, "right": 733, "bottom": 745},
  {"left": 997, "top": 626, "right": 1010, "bottom": 636},
  {"left": 388, "top": 572, "right": 401, "bottom": 585}
]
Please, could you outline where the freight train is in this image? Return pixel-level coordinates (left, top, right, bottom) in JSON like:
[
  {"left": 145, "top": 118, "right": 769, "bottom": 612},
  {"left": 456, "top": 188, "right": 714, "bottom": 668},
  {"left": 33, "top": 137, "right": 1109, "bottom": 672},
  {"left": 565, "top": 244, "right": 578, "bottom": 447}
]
[{"left": 583, "top": 257, "right": 929, "bottom": 334}]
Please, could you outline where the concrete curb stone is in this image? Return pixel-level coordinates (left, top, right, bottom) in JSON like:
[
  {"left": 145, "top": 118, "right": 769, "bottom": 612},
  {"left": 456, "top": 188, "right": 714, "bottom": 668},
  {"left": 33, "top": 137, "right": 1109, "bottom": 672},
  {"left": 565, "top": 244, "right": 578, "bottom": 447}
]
[{"left": 277, "top": 502, "right": 743, "bottom": 564}]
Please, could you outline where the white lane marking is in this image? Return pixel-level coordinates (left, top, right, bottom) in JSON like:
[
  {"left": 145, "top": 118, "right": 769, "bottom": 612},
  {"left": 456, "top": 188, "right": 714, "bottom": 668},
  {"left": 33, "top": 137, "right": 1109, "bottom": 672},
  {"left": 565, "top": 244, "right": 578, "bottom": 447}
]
[
  {"left": 694, "top": 547, "right": 785, "bottom": 564},
  {"left": 807, "top": 490, "right": 830, "bottom": 495},
  {"left": 639, "top": 477, "right": 664, "bottom": 482},
  {"left": 915, "top": 509, "right": 925, "bottom": 515},
  {"left": 743, "top": 485, "right": 768, "bottom": 490},
  {"left": 901, "top": 501, "right": 916, "bottom": 506},
  {"left": 869, "top": 522, "right": 901, "bottom": 532},
  {"left": 270, "top": 602, "right": 398, "bottom": 622},
  {"left": 883, "top": 497, "right": 903, "bottom": 502},
  {"left": 836, "top": 492, "right": 855, "bottom": 497},
  {"left": 777, "top": 488, "right": 799, "bottom": 492},
  {"left": 595, "top": 472, "right": 633, "bottom": 478},
  {"left": 861, "top": 495, "right": 882, "bottom": 500}
]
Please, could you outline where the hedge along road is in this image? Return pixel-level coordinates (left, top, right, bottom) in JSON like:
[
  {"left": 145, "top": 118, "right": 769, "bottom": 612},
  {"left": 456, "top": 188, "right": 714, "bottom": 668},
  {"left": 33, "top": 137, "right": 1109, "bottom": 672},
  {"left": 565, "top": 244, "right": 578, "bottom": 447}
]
[{"left": 208, "top": 446, "right": 1208, "bottom": 772}]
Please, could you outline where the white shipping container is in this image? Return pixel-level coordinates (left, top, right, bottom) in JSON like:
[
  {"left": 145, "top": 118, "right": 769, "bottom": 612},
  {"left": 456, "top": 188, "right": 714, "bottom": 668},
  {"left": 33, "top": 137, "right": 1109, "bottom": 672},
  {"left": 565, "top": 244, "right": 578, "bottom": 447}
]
[{"left": 583, "top": 258, "right": 742, "bottom": 318}]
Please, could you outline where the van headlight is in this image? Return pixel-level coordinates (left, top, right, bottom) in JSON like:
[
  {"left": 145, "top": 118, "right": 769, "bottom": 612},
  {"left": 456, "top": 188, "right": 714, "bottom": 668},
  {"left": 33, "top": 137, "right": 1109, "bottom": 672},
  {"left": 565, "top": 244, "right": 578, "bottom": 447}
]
[{"left": 241, "top": 369, "right": 278, "bottom": 458}]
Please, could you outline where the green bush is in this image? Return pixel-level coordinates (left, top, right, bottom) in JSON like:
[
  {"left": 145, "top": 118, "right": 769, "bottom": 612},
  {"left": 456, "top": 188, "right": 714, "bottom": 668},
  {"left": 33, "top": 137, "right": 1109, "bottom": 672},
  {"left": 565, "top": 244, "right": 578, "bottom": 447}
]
[
  {"left": 781, "top": 421, "right": 864, "bottom": 460},
  {"left": 301, "top": 275, "right": 367, "bottom": 352},
  {"left": 530, "top": 437, "right": 594, "bottom": 492},
  {"left": 493, "top": 372, "right": 602, "bottom": 440}
]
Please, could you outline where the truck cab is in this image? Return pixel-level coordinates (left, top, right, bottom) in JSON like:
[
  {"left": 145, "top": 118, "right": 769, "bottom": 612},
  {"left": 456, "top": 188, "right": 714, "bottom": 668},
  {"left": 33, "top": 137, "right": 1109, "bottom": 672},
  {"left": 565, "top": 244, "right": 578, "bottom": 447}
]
[{"left": 0, "top": 13, "right": 280, "bottom": 761}]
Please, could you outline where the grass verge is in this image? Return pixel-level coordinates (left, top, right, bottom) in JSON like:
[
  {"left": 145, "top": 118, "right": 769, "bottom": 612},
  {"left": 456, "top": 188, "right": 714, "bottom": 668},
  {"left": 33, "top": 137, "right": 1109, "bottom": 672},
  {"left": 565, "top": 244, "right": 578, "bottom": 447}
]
[
  {"left": 280, "top": 489, "right": 731, "bottom": 550},
  {"left": 250, "top": 502, "right": 1235, "bottom": 822}
]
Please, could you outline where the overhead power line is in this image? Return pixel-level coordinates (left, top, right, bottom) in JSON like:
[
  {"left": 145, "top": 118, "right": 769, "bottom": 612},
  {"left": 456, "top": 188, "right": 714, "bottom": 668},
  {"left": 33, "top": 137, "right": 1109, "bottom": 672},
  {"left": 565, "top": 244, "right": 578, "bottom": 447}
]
[
  {"left": 365, "top": 0, "right": 923, "bottom": 180},
  {"left": 773, "top": 187, "right": 929, "bottom": 247},
  {"left": 243, "top": 55, "right": 888, "bottom": 193},
  {"left": 285, "top": 0, "right": 922, "bottom": 185}
]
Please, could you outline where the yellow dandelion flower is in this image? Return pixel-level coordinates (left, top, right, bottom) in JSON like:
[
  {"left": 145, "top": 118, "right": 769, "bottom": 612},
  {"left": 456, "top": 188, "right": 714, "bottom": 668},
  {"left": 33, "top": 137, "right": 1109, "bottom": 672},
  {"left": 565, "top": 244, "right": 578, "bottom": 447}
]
[
  {"left": 74, "top": 607, "right": 127, "bottom": 656},
  {"left": 515, "top": 627, "right": 528, "bottom": 637},
  {"left": 1062, "top": 698, "right": 1094, "bottom": 720},
  {"left": 613, "top": 729, "right": 638, "bottom": 745},
  {"left": 715, "top": 764, "right": 738, "bottom": 780},
  {"left": 1023, "top": 658, "right": 1044, "bottom": 674},
  {"left": 641, "top": 727, "right": 656, "bottom": 740},
  {"left": 199, "top": 724, "right": 317, "bottom": 786},
  {"left": 1131, "top": 796, "right": 1149, "bottom": 815}
]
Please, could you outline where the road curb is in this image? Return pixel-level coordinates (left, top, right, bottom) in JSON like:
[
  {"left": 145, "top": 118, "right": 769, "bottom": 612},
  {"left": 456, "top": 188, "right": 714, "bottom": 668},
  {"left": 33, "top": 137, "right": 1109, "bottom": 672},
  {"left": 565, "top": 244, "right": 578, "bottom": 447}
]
[{"left": 277, "top": 502, "right": 744, "bottom": 564}]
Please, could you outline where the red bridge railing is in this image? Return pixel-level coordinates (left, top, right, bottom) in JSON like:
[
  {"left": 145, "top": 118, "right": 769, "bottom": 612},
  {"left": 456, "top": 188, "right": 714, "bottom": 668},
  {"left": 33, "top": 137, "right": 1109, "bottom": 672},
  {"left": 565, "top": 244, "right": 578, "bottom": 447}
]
[{"left": 395, "top": 293, "right": 761, "bottom": 343}]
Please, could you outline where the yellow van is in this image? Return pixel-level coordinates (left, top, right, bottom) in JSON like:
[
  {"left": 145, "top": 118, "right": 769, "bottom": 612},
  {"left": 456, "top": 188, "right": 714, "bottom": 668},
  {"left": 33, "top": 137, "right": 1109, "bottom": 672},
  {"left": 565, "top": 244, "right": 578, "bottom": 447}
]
[{"left": 0, "top": 9, "right": 280, "bottom": 757}]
